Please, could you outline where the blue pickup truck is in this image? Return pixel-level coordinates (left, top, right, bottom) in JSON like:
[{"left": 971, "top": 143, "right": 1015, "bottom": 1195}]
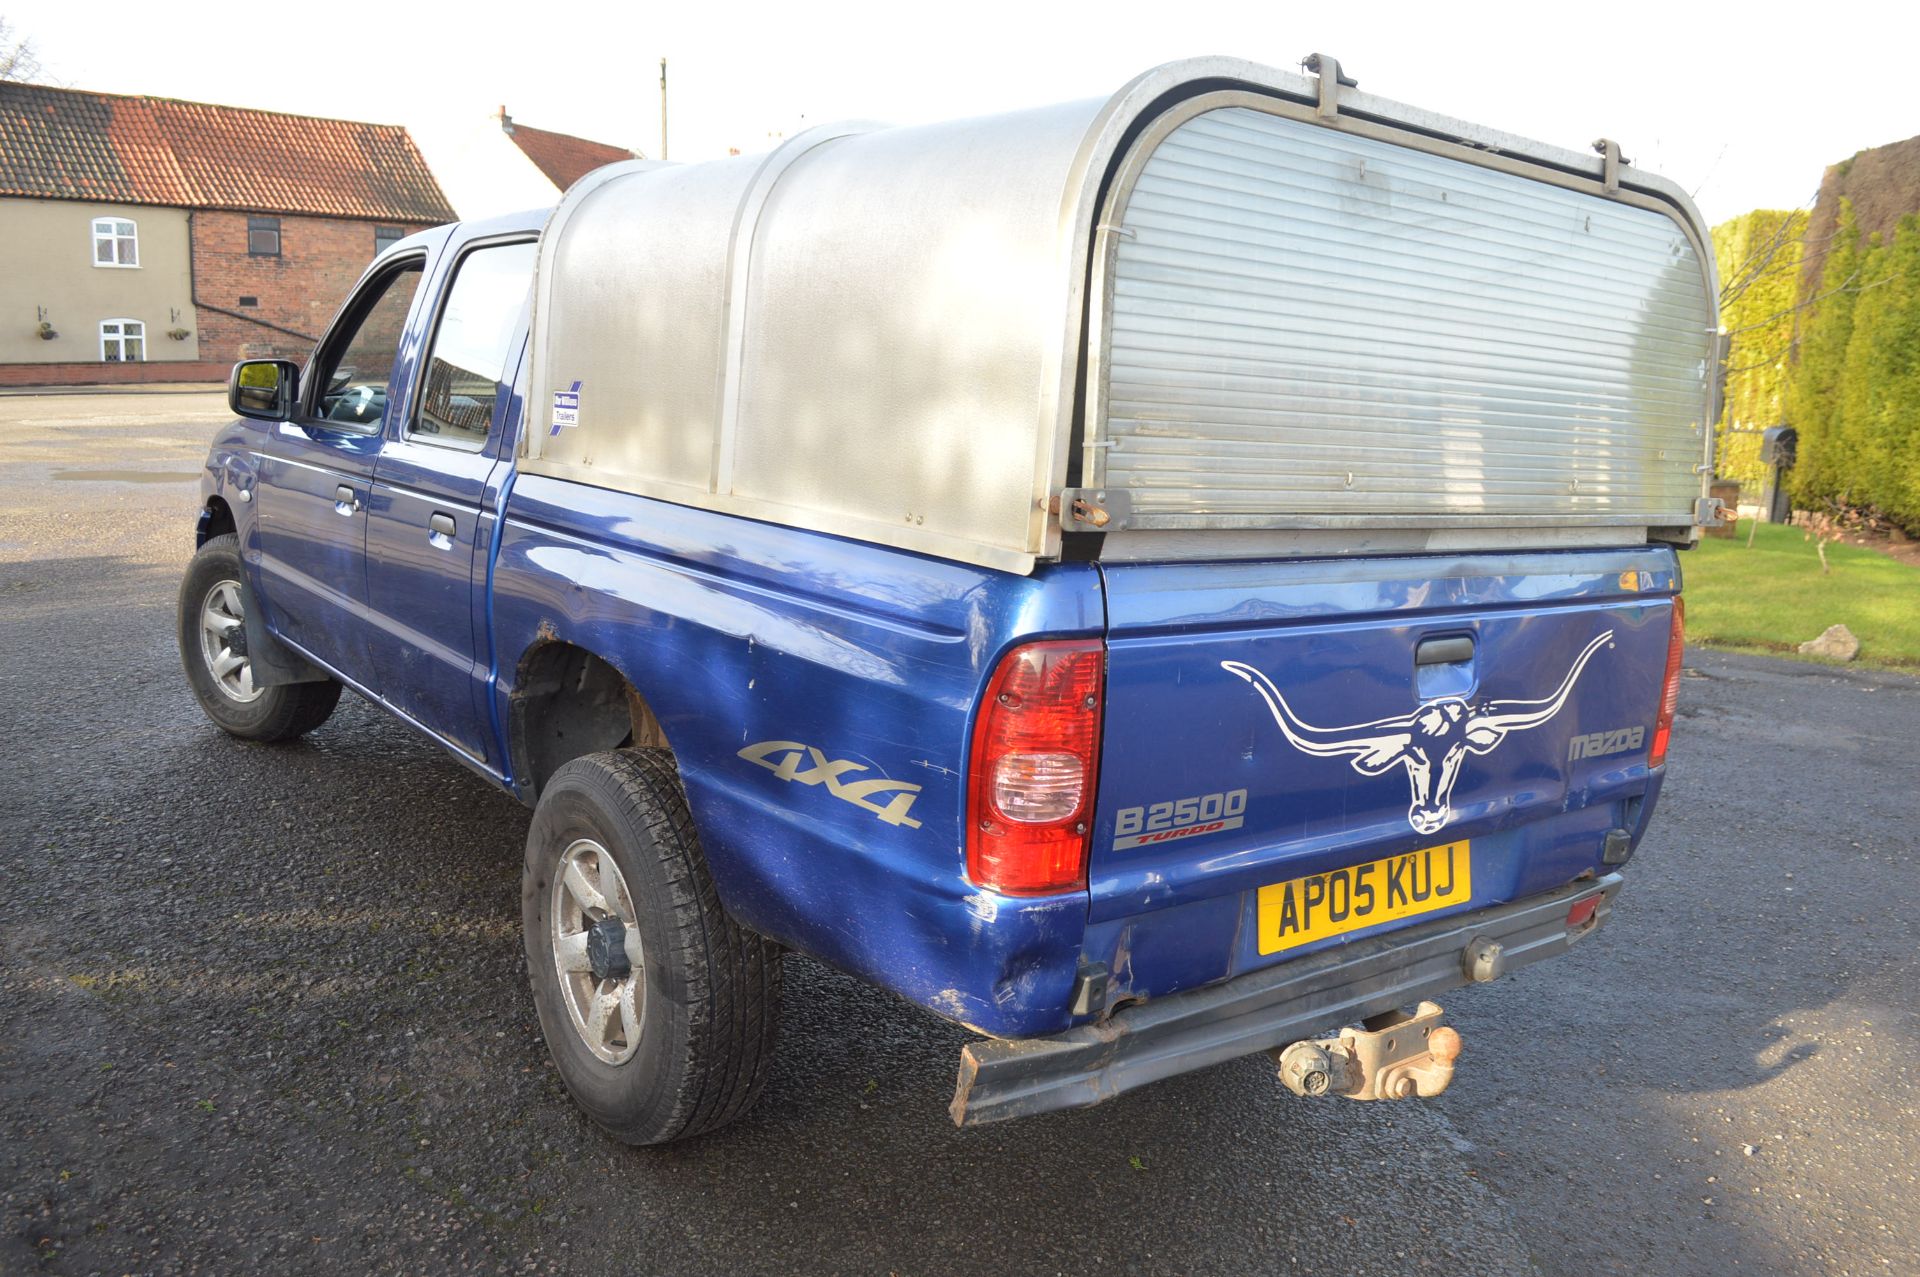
[{"left": 178, "top": 58, "right": 1714, "bottom": 1142}]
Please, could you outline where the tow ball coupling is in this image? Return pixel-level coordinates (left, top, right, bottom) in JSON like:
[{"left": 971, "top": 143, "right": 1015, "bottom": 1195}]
[{"left": 1271, "top": 1001, "right": 1462, "bottom": 1101}]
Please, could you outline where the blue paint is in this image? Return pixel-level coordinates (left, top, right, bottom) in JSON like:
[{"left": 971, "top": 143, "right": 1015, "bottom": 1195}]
[
  {"left": 192, "top": 206, "right": 1684, "bottom": 1044},
  {"left": 481, "top": 463, "right": 519, "bottom": 776},
  {"left": 487, "top": 474, "right": 1104, "bottom": 1034},
  {"left": 1084, "top": 552, "right": 1674, "bottom": 1009}
]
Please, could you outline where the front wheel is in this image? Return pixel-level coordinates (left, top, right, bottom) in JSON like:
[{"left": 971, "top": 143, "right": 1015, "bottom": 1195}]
[
  {"left": 523, "top": 748, "right": 783, "bottom": 1144},
  {"left": 177, "top": 533, "right": 341, "bottom": 741}
]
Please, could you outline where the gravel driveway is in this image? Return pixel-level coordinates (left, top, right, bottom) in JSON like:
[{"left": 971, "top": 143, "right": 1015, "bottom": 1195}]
[{"left": 3, "top": 390, "right": 1917, "bottom": 1275}]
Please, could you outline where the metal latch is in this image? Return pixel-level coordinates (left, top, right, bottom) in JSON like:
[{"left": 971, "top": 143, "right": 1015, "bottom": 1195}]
[
  {"left": 1050, "top": 488, "right": 1133, "bottom": 531},
  {"left": 1694, "top": 496, "right": 1732, "bottom": 527}
]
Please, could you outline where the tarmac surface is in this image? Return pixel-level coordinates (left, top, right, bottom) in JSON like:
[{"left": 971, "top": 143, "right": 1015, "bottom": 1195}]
[{"left": 3, "top": 390, "right": 1917, "bottom": 1276}]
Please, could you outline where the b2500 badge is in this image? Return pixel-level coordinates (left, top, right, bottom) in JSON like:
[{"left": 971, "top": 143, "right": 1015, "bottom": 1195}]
[
  {"left": 1113, "top": 788, "right": 1247, "bottom": 850},
  {"left": 1222, "top": 631, "right": 1615, "bottom": 836},
  {"left": 738, "top": 740, "right": 923, "bottom": 829}
]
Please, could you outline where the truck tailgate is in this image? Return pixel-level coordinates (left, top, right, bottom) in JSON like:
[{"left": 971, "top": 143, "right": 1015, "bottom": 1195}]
[{"left": 1085, "top": 547, "right": 1677, "bottom": 1004}]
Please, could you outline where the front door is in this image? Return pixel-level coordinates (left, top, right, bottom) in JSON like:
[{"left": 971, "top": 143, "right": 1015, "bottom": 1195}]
[
  {"left": 251, "top": 255, "right": 428, "bottom": 690},
  {"left": 364, "top": 238, "right": 537, "bottom": 763}
]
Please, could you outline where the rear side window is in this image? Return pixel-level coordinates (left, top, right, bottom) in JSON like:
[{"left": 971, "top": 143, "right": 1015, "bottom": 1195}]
[{"left": 411, "top": 241, "right": 537, "bottom": 449}]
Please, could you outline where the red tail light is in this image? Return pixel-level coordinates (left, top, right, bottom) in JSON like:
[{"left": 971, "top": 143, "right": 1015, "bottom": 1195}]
[
  {"left": 967, "top": 640, "right": 1104, "bottom": 895},
  {"left": 1649, "top": 598, "right": 1685, "bottom": 768}
]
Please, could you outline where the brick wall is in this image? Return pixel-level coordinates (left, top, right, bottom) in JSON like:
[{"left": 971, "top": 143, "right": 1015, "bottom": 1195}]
[
  {"left": 189, "top": 211, "right": 437, "bottom": 364},
  {"left": 0, "top": 360, "right": 230, "bottom": 387}
]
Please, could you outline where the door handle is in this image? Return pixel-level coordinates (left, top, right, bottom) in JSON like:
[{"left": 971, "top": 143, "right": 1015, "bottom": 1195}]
[
  {"left": 333, "top": 484, "right": 361, "bottom": 516},
  {"left": 428, "top": 511, "right": 457, "bottom": 550},
  {"left": 1415, "top": 636, "right": 1474, "bottom": 666}
]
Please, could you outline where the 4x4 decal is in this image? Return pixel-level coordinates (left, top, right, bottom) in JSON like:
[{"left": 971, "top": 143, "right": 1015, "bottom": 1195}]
[
  {"left": 1222, "top": 631, "right": 1615, "bottom": 836},
  {"left": 738, "top": 740, "right": 924, "bottom": 829}
]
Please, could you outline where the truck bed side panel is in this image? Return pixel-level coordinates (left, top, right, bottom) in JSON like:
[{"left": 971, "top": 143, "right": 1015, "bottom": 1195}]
[{"left": 489, "top": 475, "right": 1104, "bottom": 1037}]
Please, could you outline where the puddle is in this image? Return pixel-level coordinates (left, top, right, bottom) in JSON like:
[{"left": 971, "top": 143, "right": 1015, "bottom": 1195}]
[{"left": 52, "top": 470, "right": 199, "bottom": 484}]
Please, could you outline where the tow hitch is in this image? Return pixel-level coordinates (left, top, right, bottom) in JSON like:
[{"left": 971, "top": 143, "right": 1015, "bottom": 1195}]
[{"left": 1272, "top": 1000, "right": 1461, "bottom": 1100}]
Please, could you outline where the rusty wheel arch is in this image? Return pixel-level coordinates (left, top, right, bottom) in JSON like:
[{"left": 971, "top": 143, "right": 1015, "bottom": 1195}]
[{"left": 507, "top": 638, "right": 670, "bottom": 803}]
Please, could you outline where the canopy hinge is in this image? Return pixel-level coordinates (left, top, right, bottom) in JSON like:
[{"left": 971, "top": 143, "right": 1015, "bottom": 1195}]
[
  {"left": 1591, "top": 138, "right": 1627, "bottom": 193},
  {"left": 1302, "top": 53, "right": 1357, "bottom": 118}
]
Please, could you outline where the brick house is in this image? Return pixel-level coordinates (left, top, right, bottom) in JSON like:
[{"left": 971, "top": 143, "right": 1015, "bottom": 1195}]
[{"left": 0, "top": 83, "right": 455, "bottom": 386}]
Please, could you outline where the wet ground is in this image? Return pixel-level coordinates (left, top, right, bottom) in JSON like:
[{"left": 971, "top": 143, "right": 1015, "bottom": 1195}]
[{"left": 3, "top": 390, "right": 1917, "bottom": 1275}]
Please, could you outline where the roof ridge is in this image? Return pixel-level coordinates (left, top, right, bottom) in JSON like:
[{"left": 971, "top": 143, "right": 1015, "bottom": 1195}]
[
  {"left": 507, "top": 118, "right": 633, "bottom": 147},
  {"left": 0, "top": 80, "right": 410, "bottom": 132},
  {"left": 0, "top": 82, "right": 456, "bottom": 221}
]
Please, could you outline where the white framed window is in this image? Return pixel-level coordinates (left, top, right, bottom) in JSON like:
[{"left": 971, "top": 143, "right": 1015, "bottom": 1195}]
[
  {"left": 100, "top": 319, "right": 146, "bottom": 362},
  {"left": 91, "top": 217, "right": 139, "bottom": 267}
]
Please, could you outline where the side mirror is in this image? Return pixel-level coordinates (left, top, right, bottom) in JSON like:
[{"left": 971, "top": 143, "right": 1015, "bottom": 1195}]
[{"left": 229, "top": 359, "right": 300, "bottom": 420}]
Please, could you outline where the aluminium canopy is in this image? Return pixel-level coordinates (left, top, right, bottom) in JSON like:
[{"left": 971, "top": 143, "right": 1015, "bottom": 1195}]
[{"left": 522, "top": 57, "right": 1720, "bottom": 573}]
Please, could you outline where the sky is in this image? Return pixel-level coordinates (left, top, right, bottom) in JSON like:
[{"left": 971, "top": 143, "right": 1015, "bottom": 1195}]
[{"left": 9, "top": 0, "right": 1920, "bottom": 227}]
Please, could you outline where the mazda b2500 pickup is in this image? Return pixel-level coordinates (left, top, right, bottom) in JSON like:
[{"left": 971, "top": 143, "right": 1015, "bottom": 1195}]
[{"left": 179, "top": 56, "right": 1715, "bottom": 1142}]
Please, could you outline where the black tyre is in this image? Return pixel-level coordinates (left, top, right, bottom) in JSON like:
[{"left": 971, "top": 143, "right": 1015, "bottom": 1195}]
[
  {"left": 523, "top": 748, "right": 782, "bottom": 1144},
  {"left": 177, "top": 533, "right": 342, "bottom": 741}
]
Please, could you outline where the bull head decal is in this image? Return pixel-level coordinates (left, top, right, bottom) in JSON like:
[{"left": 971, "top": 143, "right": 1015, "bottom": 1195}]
[{"left": 1221, "top": 631, "right": 1614, "bottom": 836}]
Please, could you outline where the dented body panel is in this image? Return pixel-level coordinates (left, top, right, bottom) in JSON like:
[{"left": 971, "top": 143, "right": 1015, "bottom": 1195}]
[{"left": 486, "top": 473, "right": 1104, "bottom": 1036}]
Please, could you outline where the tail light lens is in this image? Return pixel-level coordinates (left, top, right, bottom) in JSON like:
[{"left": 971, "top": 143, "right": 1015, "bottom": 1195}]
[
  {"left": 1649, "top": 598, "right": 1685, "bottom": 768},
  {"left": 967, "top": 640, "right": 1104, "bottom": 895}
]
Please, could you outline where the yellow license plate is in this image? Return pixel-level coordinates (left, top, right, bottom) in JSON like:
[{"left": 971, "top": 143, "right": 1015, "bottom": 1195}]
[{"left": 1256, "top": 841, "right": 1472, "bottom": 955}]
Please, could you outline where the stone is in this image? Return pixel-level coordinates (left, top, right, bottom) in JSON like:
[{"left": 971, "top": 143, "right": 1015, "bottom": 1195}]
[{"left": 1797, "top": 624, "right": 1860, "bottom": 661}]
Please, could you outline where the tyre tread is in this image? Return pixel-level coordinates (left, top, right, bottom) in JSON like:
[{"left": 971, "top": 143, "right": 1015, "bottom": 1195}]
[
  {"left": 177, "top": 534, "right": 341, "bottom": 742},
  {"left": 547, "top": 748, "right": 781, "bottom": 1143}
]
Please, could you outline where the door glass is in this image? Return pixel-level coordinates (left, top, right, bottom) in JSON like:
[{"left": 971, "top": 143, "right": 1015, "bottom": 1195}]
[
  {"left": 412, "top": 242, "right": 537, "bottom": 448},
  {"left": 312, "top": 261, "right": 425, "bottom": 426}
]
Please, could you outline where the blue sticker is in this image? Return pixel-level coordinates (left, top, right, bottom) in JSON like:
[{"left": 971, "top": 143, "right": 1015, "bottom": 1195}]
[{"left": 549, "top": 380, "right": 582, "bottom": 436}]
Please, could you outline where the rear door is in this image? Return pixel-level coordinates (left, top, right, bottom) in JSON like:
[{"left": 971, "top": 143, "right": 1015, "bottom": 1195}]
[
  {"left": 1084, "top": 548, "right": 1677, "bottom": 1003},
  {"left": 363, "top": 238, "right": 536, "bottom": 763}
]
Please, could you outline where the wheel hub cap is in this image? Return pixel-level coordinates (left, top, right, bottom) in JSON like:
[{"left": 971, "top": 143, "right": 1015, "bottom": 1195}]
[
  {"left": 585, "top": 916, "right": 632, "bottom": 982},
  {"left": 198, "top": 577, "right": 263, "bottom": 703},
  {"left": 550, "top": 838, "right": 646, "bottom": 1065}
]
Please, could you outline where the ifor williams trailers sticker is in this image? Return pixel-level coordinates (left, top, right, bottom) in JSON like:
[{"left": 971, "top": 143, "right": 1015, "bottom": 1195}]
[{"left": 549, "top": 380, "right": 582, "bottom": 436}]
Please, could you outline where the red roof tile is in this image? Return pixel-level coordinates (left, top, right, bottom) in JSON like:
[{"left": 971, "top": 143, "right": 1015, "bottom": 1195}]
[
  {"left": 0, "top": 82, "right": 455, "bottom": 222},
  {"left": 501, "top": 115, "right": 637, "bottom": 190}
]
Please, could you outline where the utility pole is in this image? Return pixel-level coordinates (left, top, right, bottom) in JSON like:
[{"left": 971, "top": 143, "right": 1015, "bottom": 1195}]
[{"left": 659, "top": 58, "right": 668, "bottom": 161}]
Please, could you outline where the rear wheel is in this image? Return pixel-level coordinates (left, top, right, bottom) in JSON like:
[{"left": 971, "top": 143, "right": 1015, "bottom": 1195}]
[
  {"left": 523, "top": 748, "right": 782, "bottom": 1144},
  {"left": 177, "top": 534, "right": 341, "bottom": 741}
]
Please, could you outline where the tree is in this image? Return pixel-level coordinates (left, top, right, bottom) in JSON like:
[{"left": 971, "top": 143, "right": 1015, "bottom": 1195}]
[
  {"left": 1711, "top": 210, "right": 1807, "bottom": 488},
  {"left": 1710, "top": 199, "right": 1887, "bottom": 494},
  {"left": 1832, "top": 220, "right": 1920, "bottom": 525},
  {"left": 0, "top": 15, "right": 42, "bottom": 82},
  {"left": 1788, "top": 202, "right": 1865, "bottom": 507}
]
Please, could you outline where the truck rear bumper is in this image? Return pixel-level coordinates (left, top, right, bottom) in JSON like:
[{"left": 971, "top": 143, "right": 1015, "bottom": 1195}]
[{"left": 950, "top": 873, "right": 1624, "bottom": 1126}]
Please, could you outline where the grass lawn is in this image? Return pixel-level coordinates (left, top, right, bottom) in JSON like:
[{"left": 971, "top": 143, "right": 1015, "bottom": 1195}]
[{"left": 1682, "top": 522, "right": 1920, "bottom": 670}]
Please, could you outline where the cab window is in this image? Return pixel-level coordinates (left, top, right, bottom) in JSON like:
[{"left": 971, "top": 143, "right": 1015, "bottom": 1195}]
[
  {"left": 310, "top": 259, "right": 425, "bottom": 427},
  {"left": 410, "top": 241, "right": 537, "bottom": 449}
]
